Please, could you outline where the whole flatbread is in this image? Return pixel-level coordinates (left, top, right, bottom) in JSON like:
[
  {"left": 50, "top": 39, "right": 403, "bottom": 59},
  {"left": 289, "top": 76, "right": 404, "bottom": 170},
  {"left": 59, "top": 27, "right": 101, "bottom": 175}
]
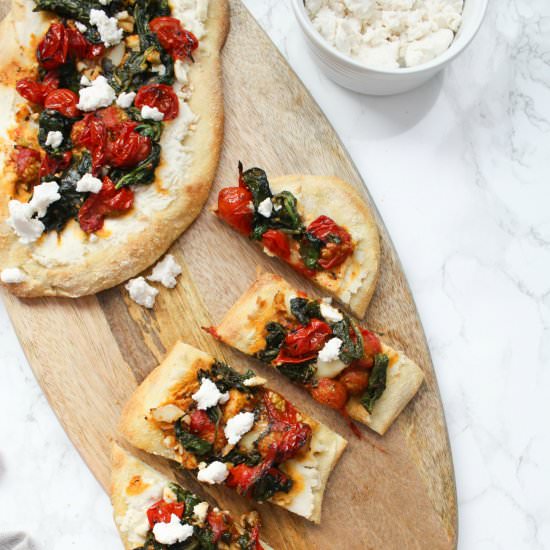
[
  {"left": 0, "top": 0, "right": 228, "bottom": 297},
  {"left": 118, "top": 340, "right": 347, "bottom": 524}
]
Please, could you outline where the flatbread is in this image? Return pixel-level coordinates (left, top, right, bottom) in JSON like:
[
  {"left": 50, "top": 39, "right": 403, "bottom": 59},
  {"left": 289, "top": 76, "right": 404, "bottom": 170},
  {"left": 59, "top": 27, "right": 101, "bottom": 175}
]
[
  {"left": 118, "top": 340, "right": 347, "bottom": 524},
  {"left": 111, "top": 443, "right": 274, "bottom": 549},
  {"left": 214, "top": 271, "right": 424, "bottom": 435},
  {"left": 0, "top": 0, "right": 228, "bottom": 297}
]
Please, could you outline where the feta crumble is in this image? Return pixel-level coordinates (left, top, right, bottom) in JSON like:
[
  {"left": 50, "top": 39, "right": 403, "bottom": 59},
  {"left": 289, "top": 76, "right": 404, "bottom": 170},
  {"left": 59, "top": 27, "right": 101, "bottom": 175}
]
[
  {"left": 151, "top": 63, "right": 167, "bottom": 76},
  {"left": 1, "top": 267, "right": 26, "bottom": 284},
  {"left": 80, "top": 75, "right": 92, "bottom": 87},
  {"left": 141, "top": 105, "right": 165, "bottom": 121},
  {"left": 77, "top": 75, "right": 116, "bottom": 111},
  {"left": 89, "top": 9, "right": 124, "bottom": 47},
  {"left": 320, "top": 301, "right": 343, "bottom": 323},
  {"left": 152, "top": 515, "right": 193, "bottom": 545},
  {"left": 318, "top": 337, "right": 343, "bottom": 362},
  {"left": 76, "top": 173, "right": 103, "bottom": 193},
  {"left": 44, "top": 130, "right": 63, "bottom": 149},
  {"left": 125, "top": 277, "right": 159, "bottom": 308},
  {"left": 257, "top": 197, "right": 273, "bottom": 218},
  {"left": 147, "top": 254, "right": 182, "bottom": 288},
  {"left": 116, "top": 91, "right": 136, "bottom": 108},
  {"left": 224, "top": 411, "right": 255, "bottom": 445},
  {"left": 30, "top": 181, "right": 61, "bottom": 218},
  {"left": 197, "top": 461, "right": 229, "bottom": 485},
  {"left": 7, "top": 201, "right": 44, "bottom": 244},
  {"left": 174, "top": 60, "right": 189, "bottom": 84},
  {"left": 193, "top": 502, "right": 209, "bottom": 523},
  {"left": 192, "top": 378, "right": 229, "bottom": 410},
  {"left": 75, "top": 21, "right": 87, "bottom": 33}
]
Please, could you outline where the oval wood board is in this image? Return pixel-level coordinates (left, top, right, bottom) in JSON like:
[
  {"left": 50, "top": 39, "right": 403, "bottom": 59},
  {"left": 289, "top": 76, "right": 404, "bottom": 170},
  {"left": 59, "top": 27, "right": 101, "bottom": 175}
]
[{"left": 0, "top": 1, "right": 457, "bottom": 548}]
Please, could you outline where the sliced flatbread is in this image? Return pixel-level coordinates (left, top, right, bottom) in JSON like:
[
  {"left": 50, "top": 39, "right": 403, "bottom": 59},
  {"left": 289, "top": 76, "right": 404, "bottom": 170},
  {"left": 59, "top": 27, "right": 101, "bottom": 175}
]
[
  {"left": 214, "top": 272, "right": 424, "bottom": 435},
  {"left": 118, "top": 341, "right": 347, "bottom": 524},
  {"left": 0, "top": 0, "right": 228, "bottom": 297}
]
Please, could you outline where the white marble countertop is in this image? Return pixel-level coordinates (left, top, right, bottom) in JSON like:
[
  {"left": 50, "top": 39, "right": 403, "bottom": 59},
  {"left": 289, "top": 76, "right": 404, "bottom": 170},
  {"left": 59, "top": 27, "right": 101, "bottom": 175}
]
[{"left": 1, "top": 1, "right": 549, "bottom": 548}]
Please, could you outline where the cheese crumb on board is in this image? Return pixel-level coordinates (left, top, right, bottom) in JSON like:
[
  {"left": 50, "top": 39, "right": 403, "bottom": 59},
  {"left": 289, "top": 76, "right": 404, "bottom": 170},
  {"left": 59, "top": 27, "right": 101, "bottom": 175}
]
[
  {"left": 147, "top": 254, "right": 182, "bottom": 288},
  {"left": 125, "top": 277, "right": 159, "bottom": 308}
]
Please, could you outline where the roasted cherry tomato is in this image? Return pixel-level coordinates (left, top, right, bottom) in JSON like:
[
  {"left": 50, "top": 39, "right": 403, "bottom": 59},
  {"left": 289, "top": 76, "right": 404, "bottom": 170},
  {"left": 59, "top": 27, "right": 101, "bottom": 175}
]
[
  {"left": 134, "top": 84, "right": 179, "bottom": 120},
  {"left": 250, "top": 525, "right": 264, "bottom": 550},
  {"left": 217, "top": 186, "right": 254, "bottom": 235},
  {"left": 44, "top": 88, "right": 80, "bottom": 118},
  {"left": 310, "top": 377, "right": 348, "bottom": 410},
  {"left": 189, "top": 409, "right": 217, "bottom": 444},
  {"left": 262, "top": 229, "right": 290, "bottom": 260},
  {"left": 339, "top": 368, "right": 369, "bottom": 395},
  {"left": 15, "top": 78, "right": 45, "bottom": 104},
  {"left": 274, "top": 319, "right": 331, "bottom": 364},
  {"left": 78, "top": 177, "right": 134, "bottom": 233},
  {"left": 306, "top": 215, "right": 354, "bottom": 270},
  {"left": 12, "top": 146, "right": 41, "bottom": 185},
  {"left": 206, "top": 510, "right": 231, "bottom": 542},
  {"left": 146, "top": 500, "right": 184, "bottom": 528},
  {"left": 67, "top": 27, "right": 105, "bottom": 60},
  {"left": 72, "top": 114, "right": 107, "bottom": 174},
  {"left": 257, "top": 420, "right": 312, "bottom": 463},
  {"left": 106, "top": 121, "right": 151, "bottom": 168},
  {"left": 360, "top": 328, "right": 382, "bottom": 357},
  {"left": 40, "top": 151, "right": 72, "bottom": 178},
  {"left": 37, "top": 23, "right": 68, "bottom": 70},
  {"left": 149, "top": 17, "right": 199, "bottom": 60}
]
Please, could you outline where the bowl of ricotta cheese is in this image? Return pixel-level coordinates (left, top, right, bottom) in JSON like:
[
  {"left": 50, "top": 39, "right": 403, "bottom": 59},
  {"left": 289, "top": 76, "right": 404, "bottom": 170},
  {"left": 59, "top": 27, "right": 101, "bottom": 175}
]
[{"left": 292, "top": 0, "right": 488, "bottom": 95}]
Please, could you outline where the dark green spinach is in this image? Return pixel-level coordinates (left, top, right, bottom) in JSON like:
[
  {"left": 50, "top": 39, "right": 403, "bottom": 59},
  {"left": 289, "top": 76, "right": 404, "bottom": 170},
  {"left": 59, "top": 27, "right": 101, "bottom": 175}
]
[
  {"left": 331, "top": 316, "right": 364, "bottom": 364},
  {"left": 174, "top": 418, "right": 213, "bottom": 458},
  {"left": 298, "top": 231, "right": 323, "bottom": 270},
  {"left": 277, "top": 361, "right": 316, "bottom": 385},
  {"left": 250, "top": 468, "right": 292, "bottom": 501},
  {"left": 38, "top": 110, "right": 73, "bottom": 155},
  {"left": 113, "top": 143, "right": 161, "bottom": 188},
  {"left": 290, "top": 297, "right": 322, "bottom": 325},
  {"left": 257, "top": 322, "right": 286, "bottom": 363},
  {"left": 201, "top": 361, "right": 255, "bottom": 394},
  {"left": 360, "top": 353, "right": 389, "bottom": 413}
]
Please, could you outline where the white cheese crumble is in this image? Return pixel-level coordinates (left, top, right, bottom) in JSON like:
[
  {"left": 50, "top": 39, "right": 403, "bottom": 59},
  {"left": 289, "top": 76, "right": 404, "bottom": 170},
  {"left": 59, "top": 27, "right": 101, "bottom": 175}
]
[
  {"left": 77, "top": 75, "right": 116, "bottom": 111},
  {"left": 29, "top": 181, "right": 61, "bottom": 218},
  {"left": 80, "top": 75, "right": 92, "bottom": 87},
  {"left": 75, "top": 21, "right": 87, "bottom": 33},
  {"left": 320, "top": 301, "right": 343, "bottom": 322},
  {"left": 76, "top": 173, "right": 103, "bottom": 193},
  {"left": 224, "top": 411, "right": 255, "bottom": 445},
  {"left": 192, "top": 378, "right": 229, "bottom": 410},
  {"left": 151, "top": 63, "right": 167, "bottom": 76},
  {"left": 45, "top": 130, "right": 63, "bottom": 149},
  {"left": 116, "top": 10, "right": 129, "bottom": 19},
  {"left": 99, "top": 0, "right": 111, "bottom": 5},
  {"left": 243, "top": 375, "right": 267, "bottom": 387},
  {"left": 7, "top": 201, "right": 44, "bottom": 244},
  {"left": 90, "top": 9, "right": 124, "bottom": 47},
  {"left": 192, "top": 502, "right": 209, "bottom": 524},
  {"left": 147, "top": 254, "right": 182, "bottom": 288},
  {"left": 141, "top": 105, "right": 165, "bottom": 121},
  {"left": 197, "top": 461, "right": 229, "bottom": 485},
  {"left": 257, "top": 197, "right": 273, "bottom": 218},
  {"left": 116, "top": 91, "right": 136, "bottom": 108},
  {"left": 305, "top": 0, "right": 464, "bottom": 69},
  {"left": 1, "top": 267, "right": 26, "bottom": 284},
  {"left": 125, "top": 277, "right": 159, "bottom": 308},
  {"left": 153, "top": 515, "right": 193, "bottom": 545},
  {"left": 318, "top": 337, "right": 343, "bottom": 362},
  {"left": 174, "top": 59, "right": 189, "bottom": 84}
]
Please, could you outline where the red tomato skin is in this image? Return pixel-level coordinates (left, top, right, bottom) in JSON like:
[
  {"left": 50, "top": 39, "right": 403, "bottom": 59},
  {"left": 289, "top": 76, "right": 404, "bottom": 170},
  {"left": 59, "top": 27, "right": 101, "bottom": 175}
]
[
  {"left": 44, "top": 88, "right": 80, "bottom": 118},
  {"left": 40, "top": 151, "right": 72, "bottom": 178},
  {"left": 67, "top": 28, "right": 105, "bottom": 60},
  {"left": 262, "top": 229, "right": 290, "bottom": 260},
  {"left": 135, "top": 84, "right": 179, "bottom": 120},
  {"left": 106, "top": 121, "right": 151, "bottom": 169},
  {"left": 206, "top": 510, "right": 230, "bottom": 542},
  {"left": 306, "top": 215, "right": 354, "bottom": 270},
  {"left": 146, "top": 500, "right": 185, "bottom": 528},
  {"left": 274, "top": 319, "right": 331, "bottom": 365},
  {"left": 149, "top": 17, "right": 199, "bottom": 60},
  {"left": 37, "top": 23, "right": 68, "bottom": 70},
  {"left": 13, "top": 147, "right": 41, "bottom": 185},
  {"left": 360, "top": 328, "right": 382, "bottom": 357},
  {"left": 15, "top": 79, "right": 45, "bottom": 104},
  {"left": 310, "top": 378, "right": 349, "bottom": 410},
  {"left": 189, "top": 409, "right": 216, "bottom": 444},
  {"left": 339, "top": 368, "right": 370, "bottom": 395},
  {"left": 217, "top": 186, "right": 254, "bottom": 235}
]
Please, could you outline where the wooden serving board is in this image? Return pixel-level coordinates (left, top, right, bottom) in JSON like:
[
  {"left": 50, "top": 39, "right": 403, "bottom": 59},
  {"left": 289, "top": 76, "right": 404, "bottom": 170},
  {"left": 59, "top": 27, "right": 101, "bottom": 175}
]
[{"left": 1, "top": 1, "right": 457, "bottom": 548}]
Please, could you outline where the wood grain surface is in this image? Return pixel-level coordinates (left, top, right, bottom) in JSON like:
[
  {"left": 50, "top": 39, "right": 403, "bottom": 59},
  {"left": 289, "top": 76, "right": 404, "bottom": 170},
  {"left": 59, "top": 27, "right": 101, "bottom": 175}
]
[{"left": 1, "top": 1, "right": 457, "bottom": 548}]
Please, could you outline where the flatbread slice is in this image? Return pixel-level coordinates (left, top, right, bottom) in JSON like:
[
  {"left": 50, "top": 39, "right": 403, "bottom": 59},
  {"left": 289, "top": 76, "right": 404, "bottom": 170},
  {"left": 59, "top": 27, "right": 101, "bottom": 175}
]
[
  {"left": 111, "top": 443, "right": 272, "bottom": 549},
  {"left": 215, "top": 166, "right": 380, "bottom": 318},
  {"left": 0, "top": 0, "right": 228, "bottom": 297},
  {"left": 212, "top": 272, "right": 424, "bottom": 435},
  {"left": 118, "top": 341, "right": 347, "bottom": 524}
]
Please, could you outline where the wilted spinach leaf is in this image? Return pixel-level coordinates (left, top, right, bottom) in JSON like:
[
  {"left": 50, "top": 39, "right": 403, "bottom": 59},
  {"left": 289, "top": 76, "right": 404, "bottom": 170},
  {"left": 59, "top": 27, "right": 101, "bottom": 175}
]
[
  {"left": 240, "top": 164, "right": 271, "bottom": 208},
  {"left": 361, "top": 353, "right": 389, "bottom": 413},
  {"left": 331, "top": 316, "right": 364, "bottom": 364},
  {"left": 250, "top": 468, "right": 292, "bottom": 501},
  {"left": 290, "top": 297, "right": 322, "bottom": 326},
  {"left": 174, "top": 418, "right": 213, "bottom": 457},
  {"left": 257, "top": 322, "right": 286, "bottom": 363},
  {"left": 224, "top": 448, "right": 262, "bottom": 467},
  {"left": 277, "top": 361, "right": 316, "bottom": 385},
  {"left": 200, "top": 361, "right": 255, "bottom": 394},
  {"left": 113, "top": 143, "right": 161, "bottom": 188},
  {"left": 38, "top": 110, "right": 73, "bottom": 155},
  {"left": 299, "top": 231, "right": 322, "bottom": 270}
]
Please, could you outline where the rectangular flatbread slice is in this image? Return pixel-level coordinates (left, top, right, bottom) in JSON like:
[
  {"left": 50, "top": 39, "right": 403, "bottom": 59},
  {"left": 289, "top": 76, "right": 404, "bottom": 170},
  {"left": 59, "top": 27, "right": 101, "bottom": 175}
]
[
  {"left": 118, "top": 341, "right": 347, "bottom": 524},
  {"left": 213, "top": 272, "right": 424, "bottom": 435},
  {"left": 111, "top": 443, "right": 272, "bottom": 549}
]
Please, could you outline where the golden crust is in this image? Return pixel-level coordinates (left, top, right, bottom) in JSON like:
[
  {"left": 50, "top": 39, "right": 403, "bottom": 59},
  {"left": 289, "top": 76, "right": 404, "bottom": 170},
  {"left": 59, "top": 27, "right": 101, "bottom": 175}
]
[
  {"left": 215, "top": 272, "right": 424, "bottom": 435},
  {"left": 118, "top": 340, "right": 347, "bottom": 523},
  {"left": 0, "top": 0, "right": 229, "bottom": 297}
]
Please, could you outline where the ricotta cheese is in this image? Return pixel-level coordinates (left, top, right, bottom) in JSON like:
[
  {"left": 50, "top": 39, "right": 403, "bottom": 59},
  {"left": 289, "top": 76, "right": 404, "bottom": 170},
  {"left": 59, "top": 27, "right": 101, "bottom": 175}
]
[
  {"left": 125, "top": 277, "right": 159, "bottom": 308},
  {"left": 318, "top": 337, "right": 343, "bottom": 362},
  {"left": 305, "top": 0, "right": 464, "bottom": 69},
  {"left": 147, "top": 254, "right": 182, "bottom": 288},
  {"left": 89, "top": 9, "right": 124, "bottom": 47},
  {"left": 257, "top": 197, "right": 273, "bottom": 218},
  {"left": 0, "top": 267, "right": 26, "bottom": 284},
  {"left": 224, "top": 411, "right": 255, "bottom": 445},
  {"left": 320, "top": 301, "right": 343, "bottom": 322},
  {"left": 141, "top": 105, "right": 165, "bottom": 121},
  {"left": 76, "top": 173, "right": 103, "bottom": 193},
  {"left": 192, "top": 378, "right": 229, "bottom": 410},
  {"left": 197, "top": 461, "right": 229, "bottom": 485},
  {"left": 116, "top": 91, "right": 136, "bottom": 108},
  {"left": 153, "top": 515, "right": 193, "bottom": 545},
  {"left": 77, "top": 75, "right": 116, "bottom": 111},
  {"left": 44, "top": 130, "right": 63, "bottom": 149}
]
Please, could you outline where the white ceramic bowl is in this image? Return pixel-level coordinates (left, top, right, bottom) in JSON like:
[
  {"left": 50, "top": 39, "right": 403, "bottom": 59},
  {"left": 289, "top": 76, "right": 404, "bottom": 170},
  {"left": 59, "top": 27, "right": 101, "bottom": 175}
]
[{"left": 292, "top": 0, "right": 489, "bottom": 96}]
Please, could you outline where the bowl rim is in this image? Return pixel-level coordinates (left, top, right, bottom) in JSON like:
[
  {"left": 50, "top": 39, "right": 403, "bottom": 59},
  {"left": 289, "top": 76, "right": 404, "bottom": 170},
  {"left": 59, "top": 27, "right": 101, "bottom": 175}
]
[{"left": 291, "top": 0, "right": 489, "bottom": 75}]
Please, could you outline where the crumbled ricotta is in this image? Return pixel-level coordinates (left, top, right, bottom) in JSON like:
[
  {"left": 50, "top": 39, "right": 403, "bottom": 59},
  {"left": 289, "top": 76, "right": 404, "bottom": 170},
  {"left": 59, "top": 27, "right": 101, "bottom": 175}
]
[
  {"left": 1, "top": 268, "right": 26, "bottom": 284},
  {"left": 192, "top": 378, "right": 229, "bottom": 410},
  {"left": 77, "top": 75, "right": 116, "bottom": 111},
  {"left": 75, "top": 21, "right": 87, "bottom": 33},
  {"left": 125, "top": 277, "right": 159, "bottom": 308},
  {"left": 147, "top": 254, "right": 182, "bottom": 288},
  {"left": 7, "top": 201, "right": 44, "bottom": 244},
  {"left": 141, "top": 105, "right": 165, "bottom": 121},
  {"left": 45, "top": 130, "right": 63, "bottom": 149},
  {"left": 257, "top": 197, "right": 273, "bottom": 218},
  {"left": 224, "top": 411, "right": 255, "bottom": 445},
  {"left": 197, "top": 461, "right": 229, "bottom": 485},
  {"left": 320, "top": 301, "right": 343, "bottom": 322},
  {"left": 193, "top": 502, "right": 209, "bottom": 524},
  {"left": 152, "top": 515, "right": 193, "bottom": 545},
  {"left": 305, "top": 0, "right": 464, "bottom": 69},
  {"left": 76, "top": 173, "right": 103, "bottom": 193},
  {"left": 30, "top": 181, "right": 61, "bottom": 217},
  {"left": 318, "top": 337, "right": 343, "bottom": 362},
  {"left": 90, "top": 9, "right": 124, "bottom": 47},
  {"left": 116, "top": 91, "right": 136, "bottom": 108}
]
